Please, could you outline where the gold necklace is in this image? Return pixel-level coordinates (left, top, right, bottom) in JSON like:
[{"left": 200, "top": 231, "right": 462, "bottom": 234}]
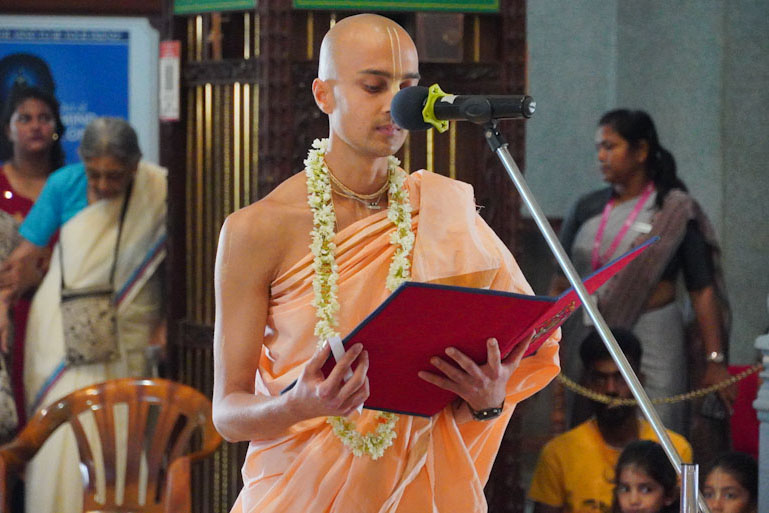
[
  {"left": 330, "top": 186, "right": 387, "bottom": 210},
  {"left": 327, "top": 162, "right": 390, "bottom": 210}
]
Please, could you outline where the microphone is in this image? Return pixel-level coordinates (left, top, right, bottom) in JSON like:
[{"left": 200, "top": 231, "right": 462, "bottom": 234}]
[{"left": 391, "top": 84, "right": 535, "bottom": 132}]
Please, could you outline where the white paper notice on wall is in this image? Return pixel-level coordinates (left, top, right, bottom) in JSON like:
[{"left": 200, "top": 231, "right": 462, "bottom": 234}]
[{"left": 159, "top": 40, "right": 181, "bottom": 122}]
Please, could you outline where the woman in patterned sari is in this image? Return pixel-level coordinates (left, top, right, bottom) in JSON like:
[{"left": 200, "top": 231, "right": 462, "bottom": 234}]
[
  {"left": 0, "top": 85, "right": 65, "bottom": 437},
  {"left": 552, "top": 109, "right": 733, "bottom": 435}
]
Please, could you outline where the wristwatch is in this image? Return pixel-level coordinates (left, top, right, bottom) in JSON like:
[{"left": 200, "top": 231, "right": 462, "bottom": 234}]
[
  {"left": 470, "top": 400, "right": 505, "bottom": 421},
  {"left": 706, "top": 351, "right": 726, "bottom": 364}
]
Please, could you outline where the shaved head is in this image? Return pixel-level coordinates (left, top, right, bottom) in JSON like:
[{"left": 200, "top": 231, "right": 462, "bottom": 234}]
[
  {"left": 318, "top": 14, "right": 416, "bottom": 80},
  {"left": 312, "top": 13, "right": 419, "bottom": 162}
]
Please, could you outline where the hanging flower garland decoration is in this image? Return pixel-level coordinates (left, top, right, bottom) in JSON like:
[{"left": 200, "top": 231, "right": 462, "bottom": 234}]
[{"left": 304, "top": 138, "right": 414, "bottom": 459}]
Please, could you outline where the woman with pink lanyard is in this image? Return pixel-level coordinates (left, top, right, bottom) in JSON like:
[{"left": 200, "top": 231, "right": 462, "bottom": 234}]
[{"left": 551, "top": 109, "right": 734, "bottom": 435}]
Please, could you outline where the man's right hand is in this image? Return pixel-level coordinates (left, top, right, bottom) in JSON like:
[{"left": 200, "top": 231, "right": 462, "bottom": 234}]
[{"left": 287, "top": 342, "right": 370, "bottom": 419}]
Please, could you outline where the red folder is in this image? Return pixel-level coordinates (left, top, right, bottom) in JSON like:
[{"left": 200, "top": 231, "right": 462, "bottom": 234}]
[{"left": 316, "top": 237, "right": 657, "bottom": 417}]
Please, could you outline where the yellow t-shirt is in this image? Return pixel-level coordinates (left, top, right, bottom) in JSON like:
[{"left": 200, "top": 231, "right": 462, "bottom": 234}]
[{"left": 528, "top": 418, "right": 692, "bottom": 513}]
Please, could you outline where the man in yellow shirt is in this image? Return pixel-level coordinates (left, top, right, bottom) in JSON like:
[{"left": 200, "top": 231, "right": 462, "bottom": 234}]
[{"left": 528, "top": 328, "right": 692, "bottom": 513}]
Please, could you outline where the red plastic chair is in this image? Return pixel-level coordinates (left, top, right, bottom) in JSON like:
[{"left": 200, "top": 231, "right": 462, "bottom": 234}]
[{"left": 0, "top": 377, "right": 222, "bottom": 512}]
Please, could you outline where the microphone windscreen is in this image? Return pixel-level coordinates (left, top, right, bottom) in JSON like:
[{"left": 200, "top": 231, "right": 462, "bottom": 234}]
[{"left": 391, "top": 86, "right": 432, "bottom": 131}]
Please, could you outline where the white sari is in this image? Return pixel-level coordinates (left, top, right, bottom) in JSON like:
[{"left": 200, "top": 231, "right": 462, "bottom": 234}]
[{"left": 23, "top": 162, "right": 167, "bottom": 513}]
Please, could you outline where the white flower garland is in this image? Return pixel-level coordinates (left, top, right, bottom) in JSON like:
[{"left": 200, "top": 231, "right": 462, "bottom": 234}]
[{"left": 304, "top": 138, "right": 414, "bottom": 459}]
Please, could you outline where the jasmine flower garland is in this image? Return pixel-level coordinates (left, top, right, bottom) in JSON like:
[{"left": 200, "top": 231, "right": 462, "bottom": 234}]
[{"left": 304, "top": 138, "right": 413, "bottom": 459}]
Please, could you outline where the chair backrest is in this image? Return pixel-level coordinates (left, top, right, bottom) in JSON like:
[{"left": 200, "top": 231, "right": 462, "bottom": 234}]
[{"left": 0, "top": 377, "right": 221, "bottom": 513}]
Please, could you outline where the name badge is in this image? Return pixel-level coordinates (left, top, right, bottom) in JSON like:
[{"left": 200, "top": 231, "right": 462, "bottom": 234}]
[{"left": 632, "top": 221, "right": 653, "bottom": 234}]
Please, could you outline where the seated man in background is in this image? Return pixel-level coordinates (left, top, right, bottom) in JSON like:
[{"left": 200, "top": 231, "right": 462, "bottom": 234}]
[{"left": 527, "top": 328, "right": 692, "bottom": 513}]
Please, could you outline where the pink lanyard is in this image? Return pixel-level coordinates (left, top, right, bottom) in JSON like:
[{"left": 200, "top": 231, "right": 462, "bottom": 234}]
[{"left": 591, "top": 183, "right": 654, "bottom": 270}]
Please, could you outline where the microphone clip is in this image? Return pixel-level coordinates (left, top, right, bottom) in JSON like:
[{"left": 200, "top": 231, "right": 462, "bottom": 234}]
[{"left": 422, "top": 83, "right": 450, "bottom": 133}]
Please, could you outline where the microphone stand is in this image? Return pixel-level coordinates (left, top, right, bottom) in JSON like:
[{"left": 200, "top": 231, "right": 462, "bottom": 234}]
[{"left": 481, "top": 120, "right": 710, "bottom": 513}]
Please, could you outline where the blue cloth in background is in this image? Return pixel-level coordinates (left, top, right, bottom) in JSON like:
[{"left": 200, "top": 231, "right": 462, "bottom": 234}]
[{"left": 19, "top": 163, "right": 88, "bottom": 247}]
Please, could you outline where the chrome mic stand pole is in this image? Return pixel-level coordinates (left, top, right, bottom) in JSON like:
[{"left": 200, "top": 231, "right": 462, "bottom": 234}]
[
  {"left": 681, "top": 464, "right": 700, "bottom": 513},
  {"left": 481, "top": 120, "right": 711, "bottom": 513}
]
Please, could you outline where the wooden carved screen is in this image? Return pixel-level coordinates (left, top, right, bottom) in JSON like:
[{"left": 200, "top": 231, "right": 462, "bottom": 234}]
[{"left": 163, "top": 1, "right": 529, "bottom": 512}]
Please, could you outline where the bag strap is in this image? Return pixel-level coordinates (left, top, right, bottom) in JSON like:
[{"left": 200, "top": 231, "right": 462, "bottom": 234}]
[{"left": 60, "top": 180, "right": 134, "bottom": 290}]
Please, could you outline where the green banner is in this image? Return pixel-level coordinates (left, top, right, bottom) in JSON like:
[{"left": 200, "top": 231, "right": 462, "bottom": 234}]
[
  {"left": 174, "top": 0, "right": 256, "bottom": 14},
  {"left": 293, "top": 0, "right": 499, "bottom": 12}
]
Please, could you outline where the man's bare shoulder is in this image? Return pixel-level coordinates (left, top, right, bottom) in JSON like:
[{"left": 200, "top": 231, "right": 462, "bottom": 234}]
[
  {"left": 227, "top": 173, "right": 307, "bottom": 232},
  {"left": 220, "top": 173, "right": 312, "bottom": 278}
]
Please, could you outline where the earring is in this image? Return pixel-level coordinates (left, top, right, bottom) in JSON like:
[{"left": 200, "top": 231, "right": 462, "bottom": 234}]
[{"left": 52, "top": 133, "right": 59, "bottom": 141}]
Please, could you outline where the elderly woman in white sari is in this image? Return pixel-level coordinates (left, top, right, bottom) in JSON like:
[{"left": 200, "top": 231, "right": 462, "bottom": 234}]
[{"left": 0, "top": 117, "right": 166, "bottom": 513}]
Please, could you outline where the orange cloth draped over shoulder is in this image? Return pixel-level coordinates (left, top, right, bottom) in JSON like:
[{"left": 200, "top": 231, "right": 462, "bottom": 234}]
[{"left": 232, "top": 170, "right": 560, "bottom": 513}]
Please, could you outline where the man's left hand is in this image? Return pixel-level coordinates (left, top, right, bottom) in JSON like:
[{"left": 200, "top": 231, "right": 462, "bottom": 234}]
[{"left": 418, "top": 333, "right": 533, "bottom": 412}]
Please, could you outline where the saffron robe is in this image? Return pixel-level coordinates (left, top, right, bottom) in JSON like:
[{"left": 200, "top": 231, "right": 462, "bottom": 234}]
[{"left": 233, "top": 170, "right": 560, "bottom": 513}]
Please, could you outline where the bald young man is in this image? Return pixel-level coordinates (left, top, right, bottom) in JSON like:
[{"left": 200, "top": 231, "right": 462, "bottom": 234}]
[{"left": 213, "top": 14, "right": 560, "bottom": 513}]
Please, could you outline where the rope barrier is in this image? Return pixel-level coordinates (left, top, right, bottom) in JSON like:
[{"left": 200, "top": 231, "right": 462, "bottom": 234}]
[{"left": 556, "top": 363, "right": 762, "bottom": 408}]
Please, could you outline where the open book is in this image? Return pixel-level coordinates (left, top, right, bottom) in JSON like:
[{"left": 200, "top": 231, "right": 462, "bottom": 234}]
[{"left": 314, "top": 237, "right": 658, "bottom": 417}]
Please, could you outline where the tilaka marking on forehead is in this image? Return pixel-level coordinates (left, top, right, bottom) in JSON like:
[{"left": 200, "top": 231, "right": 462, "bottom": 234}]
[
  {"left": 385, "top": 27, "right": 396, "bottom": 77},
  {"left": 386, "top": 26, "right": 406, "bottom": 80},
  {"left": 395, "top": 29, "right": 403, "bottom": 77}
]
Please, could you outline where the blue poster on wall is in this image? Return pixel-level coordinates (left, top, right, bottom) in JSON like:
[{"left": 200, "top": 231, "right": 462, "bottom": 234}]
[
  {"left": 0, "top": 16, "right": 159, "bottom": 165},
  {"left": 0, "top": 29, "right": 129, "bottom": 165}
]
